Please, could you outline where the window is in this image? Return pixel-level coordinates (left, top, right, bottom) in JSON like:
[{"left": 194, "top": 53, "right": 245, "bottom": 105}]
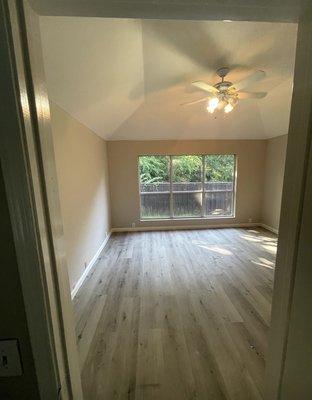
[
  {"left": 139, "top": 156, "right": 170, "bottom": 219},
  {"left": 205, "top": 155, "right": 235, "bottom": 216},
  {"left": 139, "top": 154, "right": 236, "bottom": 219},
  {"left": 172, "top": 155, "right": 202, "bottom": 217}
]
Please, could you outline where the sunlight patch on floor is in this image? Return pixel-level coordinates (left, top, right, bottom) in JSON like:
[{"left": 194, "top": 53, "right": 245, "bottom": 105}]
[
  {"left": 251, "top": 260, "right": 275, "bottom": 270},
  {"left": 262, "top": 243, "right": 277, "bottom": 254},
  {"left": 195, "top": 243, "right": 233, "bottom": 255},
  {"left": 247, "top": 229, "right": 260, "bottom": 234},
  {"left": 258, "top": 257, "right": 274, "bottom": 266},
  {"left": 240, "top": 235, "right": 262, "bottom": 242}
]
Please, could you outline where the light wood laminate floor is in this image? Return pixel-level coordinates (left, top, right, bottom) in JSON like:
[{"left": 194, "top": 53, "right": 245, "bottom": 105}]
[{"left": 73, "top": 228, "right": 277, "bottom": 400}]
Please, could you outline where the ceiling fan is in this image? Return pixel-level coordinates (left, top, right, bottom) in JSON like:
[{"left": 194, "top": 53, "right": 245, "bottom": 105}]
[{"left": 182, "top": 67, "right": 267, "bottom": 114}]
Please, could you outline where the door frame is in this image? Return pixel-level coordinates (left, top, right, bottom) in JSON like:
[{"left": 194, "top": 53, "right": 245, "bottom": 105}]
[
  {"left": 1, "top": 1, "right": 312, "bottom": 399},
  {"left": 265, "top": 8, "right": 312, "bottom": 397},
  {"left": 0, "top": 0, "right": 83, "bottom": 398}
]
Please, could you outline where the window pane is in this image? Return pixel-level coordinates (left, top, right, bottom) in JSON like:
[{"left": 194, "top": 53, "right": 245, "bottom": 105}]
[
  {"left": 172, "top": 155, "right": 202, "bottom": 191},
  {"left": 140, "top": 193, "right": 170, "bottom": 219},
  {"left": 139, "top": 156, "right": 169, "bottom": 193},
  {"left": 173, "top": 192, "right": 202, "bottom": 217},
  {"left": 205, "top": 191, "right": 233, "bottom": 216},
  {"left": 204, "top": 155, "right": 235, "bottom": 217},
  {"left": 139, "top": 156, "right": 170, "bottom": 218},
  {"left": 205, "top": 155, "right": 235, "bottom": 183}
]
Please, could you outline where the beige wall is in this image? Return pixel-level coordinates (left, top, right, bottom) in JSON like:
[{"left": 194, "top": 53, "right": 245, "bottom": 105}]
[
  {"left": 51, "top": 102, "right": 111, "bottom": 291},
  {"left": 262, "top": 135, "right": 288, "bottom": 231},
  {"left": 107, "top": 140, "right": 266, "bottom": 228}
]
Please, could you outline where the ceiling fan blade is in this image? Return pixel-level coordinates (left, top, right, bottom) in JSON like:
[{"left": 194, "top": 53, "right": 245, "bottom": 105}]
[
  {"left": 180, "top": 96, "right": 209, "bottom": 106},
  {"left": 231, "top": 70, "right": 266, "bottom": 91},
  {"left": 238, "top": 91, "right": 267, "bottom": 99},
  {"left": 192, "top": 81, "right": 219, "bottom": 94}
]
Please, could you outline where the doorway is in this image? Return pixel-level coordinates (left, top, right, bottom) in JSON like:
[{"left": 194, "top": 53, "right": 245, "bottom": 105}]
[{"left": 2, "top": 1, "right": 312, "bottom": 399}]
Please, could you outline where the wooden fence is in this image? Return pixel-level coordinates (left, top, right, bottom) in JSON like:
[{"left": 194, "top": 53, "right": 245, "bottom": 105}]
[{"left": 140, "top": 182, "right": 234, "bottom": 218}]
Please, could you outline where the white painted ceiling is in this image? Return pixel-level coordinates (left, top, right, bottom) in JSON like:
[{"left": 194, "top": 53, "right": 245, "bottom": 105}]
[{"left": 40, "top": 17, "right": 297, "bottom": 140}]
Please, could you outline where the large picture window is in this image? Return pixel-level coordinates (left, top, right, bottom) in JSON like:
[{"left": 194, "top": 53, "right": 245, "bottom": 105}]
[{"left": 139, "top": 154, "right": 236, "bottom": 219}]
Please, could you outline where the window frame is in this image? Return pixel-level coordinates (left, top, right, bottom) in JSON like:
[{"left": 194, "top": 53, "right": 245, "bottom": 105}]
[{"left": 138, "top": 154, "right": 237, "bottom": 220}]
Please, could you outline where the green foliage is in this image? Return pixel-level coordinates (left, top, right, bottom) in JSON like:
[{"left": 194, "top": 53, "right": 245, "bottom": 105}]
[
  {"left": 172, "top": 156, "right": 202, "bottom": 182},
  {"left": 205, "top": 155, "right": 235, "bottom": 182},
  {"left": 139, "top": 156, "right": 169, "bottom": 183},
  {"left": 139, "top": 155, "right": 235, "bottom": 183}
]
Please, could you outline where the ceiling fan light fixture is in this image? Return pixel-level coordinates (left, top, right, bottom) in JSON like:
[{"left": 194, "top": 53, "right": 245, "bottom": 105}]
[
  {"left": 224, "top": 102, "right": 234, "bottom": 113},
  {"left": 207, "top": 105, "right": 216, "bottom": 114},
  {"left": 208, "top": 97, "right": 219, "bottom": 109},
  {"left": 207, "top": 97, "right": 219, "bottom": 113},
  {"left": 189, "top": 68, "right": 266, "bottom": 115}
]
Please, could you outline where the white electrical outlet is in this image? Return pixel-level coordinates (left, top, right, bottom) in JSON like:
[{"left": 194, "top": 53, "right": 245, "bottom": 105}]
[
  {"left": 131, "top": 222, "right": 136, "bottom": 228},
  {"left": 0, "top": 339, "right": 23, "bottom": 377}
]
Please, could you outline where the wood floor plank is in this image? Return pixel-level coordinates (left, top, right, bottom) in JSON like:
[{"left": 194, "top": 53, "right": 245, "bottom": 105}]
[{"left": 75, "top": 227, "right": 276, "bottom": 400}]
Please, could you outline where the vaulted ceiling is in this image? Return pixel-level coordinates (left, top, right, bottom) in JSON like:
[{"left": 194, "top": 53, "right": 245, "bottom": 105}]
[{"left": 40, "top": 17, "right": 297, "bottom": 140}]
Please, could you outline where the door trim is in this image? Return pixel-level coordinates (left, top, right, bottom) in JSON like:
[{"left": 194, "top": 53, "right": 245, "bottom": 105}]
[{"left": 1, "top": 0, "right": 83, "bottom": 398}]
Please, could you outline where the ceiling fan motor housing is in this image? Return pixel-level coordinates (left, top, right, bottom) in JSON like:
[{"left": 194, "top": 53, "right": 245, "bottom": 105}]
[
  {"left": 216, "top": 66, "right": 230, "bottom": 79},
  {"left": 214, "top": 81, "right": 233, "bottom": 91}
]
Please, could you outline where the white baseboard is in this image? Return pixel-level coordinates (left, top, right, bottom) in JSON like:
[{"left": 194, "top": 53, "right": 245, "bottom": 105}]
[
  {"left": 71, "top": 230, "right": 112, "bottom": 299},
  {"left": 111, "top": 222, "right": 260, "bottom": 233},
  {"left": 259, "top": 223, "right": 279, "bottom": 235}
]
